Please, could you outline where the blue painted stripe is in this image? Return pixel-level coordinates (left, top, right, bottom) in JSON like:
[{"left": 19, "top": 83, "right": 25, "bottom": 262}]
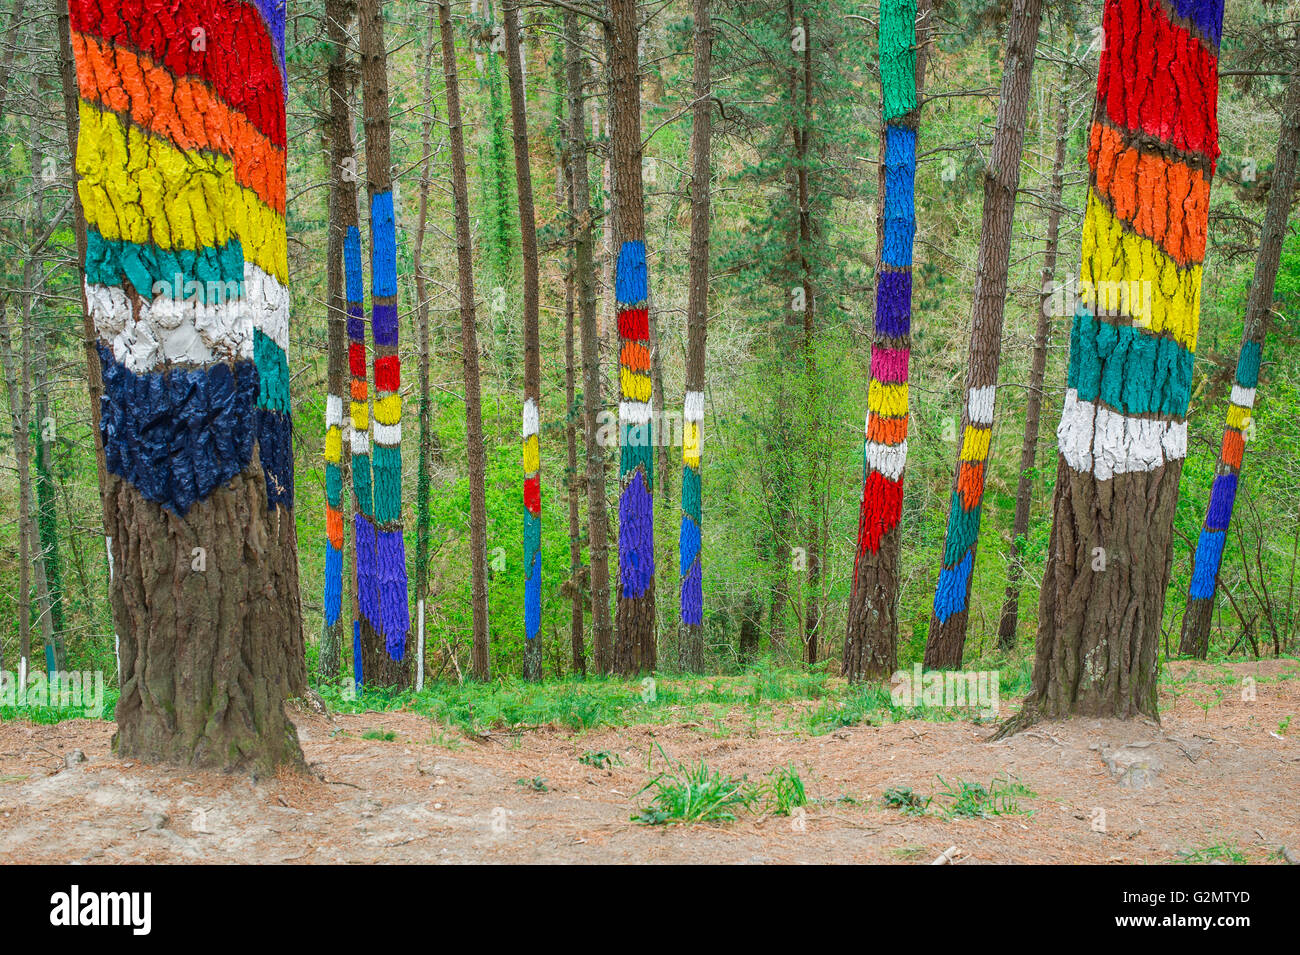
[
  {"left": 376, "top": 527, "right": 409, "bottom": 659},
  {"left": 876, "top": 270, "right": 911, "bottom": 338},
  {"left": 1205, "top": 473, "right": 1237, "bottom": 531},
  {"left": 1189, "top": 529, "right": 1226, "bottom": 599},
  {"left": 679, "top": 514, "right": 701, "bottom": 577},
  {"left": 370, "top": 191, "right": 398, "bottom": 298},
  {"left": 257, "top": 408, "right": 293, "bottom": 510},
  {"left": 1168, "top": 0, "right": 1224, "bottom": 46},
  {"left": 881, "top": 124, "right": 916, "bottom": 269},
  {"left": 524, "top": 551, "right": 541, "bottom": 640},
  {"left": 933, "top": 550, "right": 974, "bottom": 623},
  {"left": 344, "top": 225, "right": 363, "bottom": 304},
  {"left": 324, "top": 541, "right": 342, "bottom": 626},
  {"left": 372, "top": 302, "right": 399, "bottom": 348},
  {"left": 615, "top": 240, "right": 648, "bottom": 304},
  {"left": 618, "top": 469, "right": 655, "bottom": 599}
]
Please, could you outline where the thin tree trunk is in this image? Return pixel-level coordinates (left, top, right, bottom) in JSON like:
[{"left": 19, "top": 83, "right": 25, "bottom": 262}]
[
  {"left": 997, "top": 86, "right": 1068, "bottom": 650},
  {"left": 1180, "top": 72, "right": 1300, "bottom": 658},
  {"left": 504, "top": 1, "right": 544, "bottom": 680},
  {"left": 1004, "top": 0, "right": 1224, "bottom": 732},
  {"left": 678, "top": 0, "right": 712, "bottom": 672},
  {"left": 566, "top": 10, "right": 613, "bottom": 674},
  {"left": 925, "top": 0, "right": 1042, "bottom": 668},
  {"left": 0, "top": 300, "right": 33, "bottom": 686},
  {"left": 844, "top": 0, "right": 928, "bottom": 682},
  {"left": 440, "top": 0, "right": 492, "bottom": 680},
  {"left": 359, "top": 0, "right": 411, "bottom": 684},
  {"left": 68, "top": 0, "right": 305, "bottom": 770},
  {"left": 564, "top": 154, "right": 586, "bottom": 677},
  {"left": 414, "top": 8, "right": 438, "bottom": 687}
]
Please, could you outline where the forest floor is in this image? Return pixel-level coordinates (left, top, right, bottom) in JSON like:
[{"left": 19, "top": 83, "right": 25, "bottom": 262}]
[{"left": 1, "top": 659, "right": 1297, "bottom": 864}]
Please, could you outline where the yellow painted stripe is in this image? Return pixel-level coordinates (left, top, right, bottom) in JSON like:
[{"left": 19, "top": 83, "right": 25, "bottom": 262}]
[
  {"left": 373, "top": 394, "right": 401, "bottom": 427},
  {"left": 76, "top": 101, "right": 287, "bottom": 283},
  {"left": 1225, "top": 405, "right": 1251, "bottom": 431},
  {"left": 350, "top": 401, "right": 369, "bottom": 432},
  {"left": 867, "top": 381, "right": 908, "bottom": 418},
  {"left": 683, "top": 421, "right": 701, "bottom": 467},
  {"left": 960, "top": 425, "right": 991, "bottom": 462},
  {"left": 522, "top": 434, "right": 539, "bottom": 473},
  {"left": 1080, "top": 189, "right": 1202, "bottom": 352},
  {"left": 324, "top": 426, "right": 342, "bottom": 464},
  {"left": 620, "top": 367, "right": 652, "bottom": 403}
]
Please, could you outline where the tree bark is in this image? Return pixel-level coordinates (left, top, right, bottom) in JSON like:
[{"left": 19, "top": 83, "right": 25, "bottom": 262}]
[
  {"left": 1007, "top": 0, "right": 1224, "bottom": 731},
  {"left": 359, "top": 0, "right": 411, "bottom": 684},
  {"left": 611, "top": 0, "right": 656, "bottom": 675},
  {"left": 997, "top": 86, "right": 1068, "bottom": 651},
  {"left": 1180, "top": 72, "right": 1300, "bottom": 658},
  {"left": 504, "top": 1, "right": 544, "bottom": 680},
  {"left": 440, "top": 0, "right": 492, "bottom": 680},
  {"left": 0, "top": 300, "right": 33, "bottom": 685},
  {"left": 565, "top": 10, "right": 613, "bottom": 674},
  {"left": 68, "top": 0, "right": 305, "bottom": 771},
  {"left": 925, "top": 0, "right": 1041, "bottom": 669},
  {"left": 678, "top": 0, "right": 712, "bottom": 672},
  {"left": 563, "top": 142, "right": 586, "bottom": 677}
]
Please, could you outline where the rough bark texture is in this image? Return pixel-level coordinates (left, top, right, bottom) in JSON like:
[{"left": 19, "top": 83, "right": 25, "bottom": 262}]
[
  {"left": 925, "top": 0, "right": 1041, "bottom": 669},
  {"left": 611, "top": 0, "right": 656, "bottom": 675},
  {"left": 563, "top": 153, "right": 586, "bottom": 677},
  {"left": 997, "top": 89, "right": 1068, "bottom": 650},
  {"left": 504, "top": 2, "right": 544, "bottom": 680},
  {"left": 0, "top": 301, "right": 33, "bottom": 682},
  {"left": 1180, "top": 73, "right": 1300, "bottom": 658},
  {"left": 69, "top": 0, "right": 305, "bottom": 771},
  {"left": 1008, "top": 0, "right": 1224, "bottom": 732},
  {"left": 844, "top": 0, "right": 928, "bottom": 683},
  {"left": 359, "top": 0, "right": 411, "bottom": 683},
  {"left": 440, "top": 0, "right": 492, "bottom": 680},
  {"left": 565, "top": 10, "right": 613, "bottom": 674},
  {"left": 678, "top": 0, "right": 712, "bottom": 672}
]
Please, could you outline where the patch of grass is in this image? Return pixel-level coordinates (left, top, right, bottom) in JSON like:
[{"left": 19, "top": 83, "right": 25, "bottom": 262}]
[
  {"left": 1177, "top": 842, "right": 1248, "bottom": 864},
  {"left": 632, "top": 749, "right": 754, "bottom": 826},
  {"left": 0, "top": 687, "right": 119, "bottom": 724},
  {"left": 361, "top": 727, "right": 397, "bottom": 741},
  {"left": 578, "top": 749, "right": 621, "bottom": 769},
  {"left": 759, "top": 763, "right": 808, "bottom": 816},
  {"left": 515, "top": 776, "right": 549, "bottom": 792},
  {"left": 934, "top": 774, "right": 1035, "bottom": 818},
  {"left": 882, "top": 786, "right": 930, "bottom": 816}
]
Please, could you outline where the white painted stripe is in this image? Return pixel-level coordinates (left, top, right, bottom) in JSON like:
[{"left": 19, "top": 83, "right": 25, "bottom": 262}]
[
  {"left": 1230, "top": 384, "right": 1256, "bottom": 409},
  {"left": 684, "top": 390, "right": 705, "bottom": 422},
  {"left": 968, "top": 385, "right": 996, "bottom": 426},
  {"left": 865, "top": 439, "right": 908, "bottom": 481},
  {"left": 619, "top": 400, "right": 654, "bottom": 424},
  {"left": 373, "top": 421, "right": 401, "bottom": 445},
  {"left": 522, "top": 397, "right": 539, "bottom": 437},
  {"left": 326, "top": 395, "right": 343, "bottom": 427},
  {"left": 350, "top": 429, "right": 370, "bottom": 456},
  {"left": 1057, "top": 388, "right": 1187, "bottom": 480},
  {"left": 87, "top": 263, "right": 289, "bottom": 374}
]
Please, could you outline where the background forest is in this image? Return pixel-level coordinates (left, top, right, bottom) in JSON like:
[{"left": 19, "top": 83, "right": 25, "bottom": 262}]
[{"left": 2, "top": 0, "right": 1298, "bottom": 690}]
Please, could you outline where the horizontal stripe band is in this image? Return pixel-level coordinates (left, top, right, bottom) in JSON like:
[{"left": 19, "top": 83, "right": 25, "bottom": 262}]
[{"left": 1057, "top": 388, "right": 1187, "bottom": 479}]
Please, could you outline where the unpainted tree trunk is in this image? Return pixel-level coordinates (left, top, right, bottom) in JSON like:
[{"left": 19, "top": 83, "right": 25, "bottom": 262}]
[{"left": 440, "top": 0, "right": 492, "bottom": 680}]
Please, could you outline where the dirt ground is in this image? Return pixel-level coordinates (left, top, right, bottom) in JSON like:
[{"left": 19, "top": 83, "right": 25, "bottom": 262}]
[{"left": 1, "top": 659, "right": 1296, "bottom": 864}]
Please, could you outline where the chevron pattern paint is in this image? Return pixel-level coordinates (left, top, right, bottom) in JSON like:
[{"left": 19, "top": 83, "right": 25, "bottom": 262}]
[
  {"left": 73, "top": 0, "right": 292, "bottom": 516},
  {"left": 616, "top": 240, "right": 654, "bottom": 605},
  {"left": 853, "top": 0, "right": 916, "bottom": 589},
  {"left": 1056, "top": 0, "right": 1221, "bottom": 485}
]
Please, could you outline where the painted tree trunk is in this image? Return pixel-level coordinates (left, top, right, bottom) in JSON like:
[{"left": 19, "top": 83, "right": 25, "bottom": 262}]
[
  {"left": 678, "top": 0, "right": 710, "bottom": 670},
  {"left": 69, "top": 0, "right": 305, "bottom": 771},
  {"left": 321, "top": 0, "right": 358, "bottom": 684},
  {"left": 612, "top": 0, "right": 656, "bottom": 675},
  {"left": 504, "top": 2, "right": 543, "bottom": 680},
  {"left": 359, "top": 0, "right": 410, "bottom": 685},
  {"left": 1181, "top": 74, "right": 1300, "bottom": 658},
  {"left": 1019, "top": 0, "right": 1223, "bottom": 725},
  {"left": 997, "top": 89, "right": 1069, "bottom": 651},
  {"left": 439, "top": 0, "right": 492, "bottom": 680},
  {"left": 925, "top": 0, "right": 1042, "bottom": 669},
  {"left": 565, "top": 9, "right": 613, "bottom": 673},
  {"left": 843, "top": 0, "right": 924, "bottom": 683}
]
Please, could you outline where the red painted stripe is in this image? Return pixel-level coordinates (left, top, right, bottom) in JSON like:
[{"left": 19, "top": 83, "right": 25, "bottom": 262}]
[
  {"left": 524, "top": 475, "right": 541, "bottom": 514},
  {"left": 1097, "top": 0, "right": 1219, "bottom": 166},
  {"left": 617, "top": 308, "right": 649, "bottom": 341},
  {"left": 374, "top": 355, "right": 400, "bottom": 393},
  {"left": 855, "top": 470, "right": 903, "bottom": 560},
  {"left": 70, "top": 0, "right": 286, "bottom": 148},
  {"left": 349, "top": 342, "right": 366, "bottom": 378}
]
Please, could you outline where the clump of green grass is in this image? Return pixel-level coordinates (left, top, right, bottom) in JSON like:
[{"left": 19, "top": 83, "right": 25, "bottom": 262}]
[
  {"left": 758, "top": 763, "right": 808, "bottom": 816},
  {"left": 632, "top": 750, "right": 754, "bottom": 826},
  {"left": 515, "top": 776, "right": 549, "bottom": 792},
  {"left": 361, "top": 727, "right": 396, "bottom": 741},
  {"left": 1177, "top": 842, "right": 1247, "bottom": 864},
  {"left": 934, "top": 773, "right": 1035, "bottom": 818},
  {"left": 578, "top": 749, "right": 621, "bottom": 769},
  {"left": 882, "top": 786, "right": 930, "bottom": 816}
]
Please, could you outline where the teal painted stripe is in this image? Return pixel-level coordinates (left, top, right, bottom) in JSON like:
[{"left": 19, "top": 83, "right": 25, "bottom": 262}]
[
  {"left": 353, "top": 451, "right": 373, "bottom": 517},
  {"left": 253, "top": 329, "right": 289, "bottom": 413},
  {"left": 86, "top": 228, "right": 245, "bottom": 299},
  {"left": 372, "top": 444, "right": 401, "bottom": 524},
  {"left": 942, "top": 491, "right": 980, "bottom": 567},
  {"left": 1067, "top": 308, "right": 1194, "bottom": 418},
  {"left": 1236, "top": 340, "right": 1262, "bottom": 389}
]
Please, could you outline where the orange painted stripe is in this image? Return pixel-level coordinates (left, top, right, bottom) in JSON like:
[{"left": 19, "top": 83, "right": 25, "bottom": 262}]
[
  {"left": 351, "top": 378, "right": 368, "bottom": 402},
  {"left": 326, "top": 507, "right": 343, "bottom": 548},
  {"left": 957, "top": 460, "right": 985, "bottom": 511},
  {"left": 72, "top": 31, "right": 286, "bottom": 215},
  {"left": 1221, "top": 428, "right": 1244, "bottom": 470},
  {"left": 620, "top": 340, "right": 651, "bottom": 373},
  {"left": 1089, "top": 121, "right": 1209, "bottom": 267},
  {"left": 866, "top": 412, "right": 908, "bottom": 445}
]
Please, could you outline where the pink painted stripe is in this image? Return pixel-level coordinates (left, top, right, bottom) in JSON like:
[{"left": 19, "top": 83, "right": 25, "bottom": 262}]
[{"left": 871, "top": 346, "right": 910, "bottom": 383}]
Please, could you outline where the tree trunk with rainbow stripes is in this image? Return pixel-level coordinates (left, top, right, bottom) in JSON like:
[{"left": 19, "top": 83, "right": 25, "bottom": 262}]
[
  {"left": 612, "top": 0, "right": 656, "bottom": 674},
  {"left": 844, "top": 0, "right": 926, "bottom": 683},
  {"left": 1181, "top": 73, "right": 1299, "bottom": 658},
  {"left": 359, "top": 0, "right": 410, "bottom": 685},
  {"left": 70, "top": 0, "right": 304, "bottom": 770},
  {"left": 924, "top": 0, "right": 1041, "bottom": 670},
  {"left": 1020, "top": 0, "right": 1223, "bottom": 725}
]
